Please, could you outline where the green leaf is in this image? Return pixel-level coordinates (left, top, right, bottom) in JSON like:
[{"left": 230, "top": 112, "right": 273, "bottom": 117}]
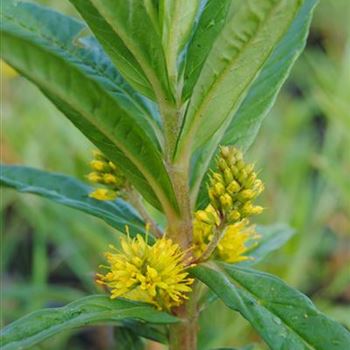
[
  {"left": 121, "top": 320, "right": 169, "bottom": 345},
  {"left": 192, "top": 264, "right": 350, "bottom": 350},
  {"left": 182, "top": 0, "right": 233, "bottom": 100},
  {"left": 160, "top": 0, "right": 201, "bottom": 85},
  {"left": 0, "top": 295, "right": 178, "bottom": 350},
  {"left": 0, "top": 164, "right": 145, "bottom": 237},
  {"left": 69, "top": 0, "right": 155, "bottom": 100},
  {"left": 88, "top": 0, "right": 174, "bottom": 103},
  {"left": 42, "top": 91, "right": 163, "bottom": 210},
  {"left": 190, "top": 0, "right": 318, "bottom": 206},
  {"left": 244, "top": 224, "right": 296, "bottom": 266},
  {"left": 221, "top": 0, "right": 319, "bottom": 149},
  {"left": 0, "top": 1, "right": 178, "bottom": 213},
  {"left": 114, "top": 327, "right": 145, "bottom": 350},
  {"left": 177, "top": 0, "right": 307, "bottom": 159}
]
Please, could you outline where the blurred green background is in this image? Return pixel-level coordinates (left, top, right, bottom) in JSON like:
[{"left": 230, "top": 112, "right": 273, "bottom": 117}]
[{"left": 1, "top": 1, "right": 349, "bottom": 349}]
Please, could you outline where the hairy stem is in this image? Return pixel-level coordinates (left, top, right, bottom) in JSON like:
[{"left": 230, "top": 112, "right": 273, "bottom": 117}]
[
  {"left": 161, "top": 96, "right": 193, "bottom": 249},
  {"left": 169, "top": 282, "right": 200, "bottom": 350},
  {"left": 166, "top": 157, "right": 197, "bottom": 350},
  {"left": 162, "top": 103, "right": 184, "bottom": 163},
  {"left": 162, "top": 98, "right": 198, "bottom": 349},
  {"left": 166, "top": 161, "right": 193, "bottom": 249}
]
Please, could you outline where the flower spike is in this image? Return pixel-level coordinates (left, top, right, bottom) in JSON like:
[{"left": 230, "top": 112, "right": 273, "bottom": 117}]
[{"left": 193, "top": 146, "right": 264, "bottom": 263}]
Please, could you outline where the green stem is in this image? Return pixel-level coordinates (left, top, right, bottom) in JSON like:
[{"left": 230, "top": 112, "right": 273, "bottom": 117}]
[
  {"left": 169, "top": 282, "right": 200, "bottom": 350},
  {"left": 161, "top": 96, "right": 193, "bottom": 248},
  {"left": 127, "top": 189, "right": 163, "bottom": 238},
  {"left": 162, "top": 103, "right": 183, "bottom": 163},
  {"left": 197, "top": 222, "right": 226, "bottom": 262},
  {"left": 166, "top": 159, "right": 198, "bottom": 350},
  {"left": 166, "top": 161, "right": 193, "bottom": 249},
  {"left": 159, "top": 74, "right": 198, "bottom": 349}
]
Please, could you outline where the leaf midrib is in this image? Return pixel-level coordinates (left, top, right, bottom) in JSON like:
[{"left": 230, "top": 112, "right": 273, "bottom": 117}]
[
  {"left": 2, "top": 11, "right": 162, "bottom": 147},
  {"left": 91, "top": 1, "right": 174, "bottom": 106},
  {"left": 2, "top": 306, "right": 171, "bottom": 347},
  {"left": 2, "top": 19, "right": 177, "bottom": 214}
]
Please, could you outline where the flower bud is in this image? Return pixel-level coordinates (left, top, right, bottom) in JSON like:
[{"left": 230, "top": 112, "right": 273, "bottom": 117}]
[
  {"left": 205, "top": 204, "right": 221, "bottom": 225},
  {"left": 212, "top": 172, "right": 224, "bottom": 184},
  {"left": 244, "top": 173, "right": 257, "bottom": 187},
  {"left": 208, "top": 188, "right": 220, "bottom": 209},
  {"left": 238, "top": 189, "right": 255, "bottom": 201},
  {"left": 227, "top": 180, "right": 240, "bottom": 194},
  {"left": 227, "top": 210, "right": 241, "bottom": 223},
  {"left": 87, "top": 172, "right": 102, "bottom": 183},
  {"left": 250, "top": 205, "right": 264, "bottom": 215},
  {"left": 220, "top": 193, "right": 233, "bottom": 211},
  {"left": 90, "top": 160, "right": 110, "bottom": 172},
  {"left": 220, "top": 146, "right": 230, "bottom": 159},
  {"left": 89, "top": 188, "right": 117, "bottom": 201},
  {"left": 195, "top": 210, "right": 216, "bottom": 225},
  {"left": 233, "top": 148, "right": 243, "bottom": 160},
  {"left": 241, "top": 202, "right": 263, "bottom": 216},
  {"left": 254, "top": 179, "right": 264, "bottom": 195},
  {"left": 241, "top": 202, "right": 253, "bottom": 216},
  {"left": 223, "top": 168, "right": 233, "bottom": 184},
  {"left": 230, "top": 165, "right": 239, "bottom": 177},
  {"left": 245, "top": 163, "right": 254, "bottom": 174},
  {"left": 103, "top": 173, "right": 118, "bottom": 185},
  {"left": 238, "top": 169, "right": 248, "bottom": 183},
  {"left": 214, "top": 182, "right": 225, "bottom": 196},
  {"left": 218, "top": 158, "right": 229, "bottom": 171},
  {"left": 236, "top": 160, "right": 244, "bottom": 170}
]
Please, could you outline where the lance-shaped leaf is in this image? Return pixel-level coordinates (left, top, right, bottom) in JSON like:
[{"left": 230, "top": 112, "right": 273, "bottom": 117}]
[
  {"left": 182, "top": 0, "right": 233, "bottom": 100},
  {"left": 114, "top": 327, "right": 145, "bottom": 350},
  {"left": 69, "top": 0, "right": 155, "bottom": 100},
  {"left": 221, "top": 0, "right": 319, "bottom": 149},
  {"left": 88, "top": 0, "right": 174, "bottom": 104},
  {"left": 0, "top": 164, "right": 146, "bottom": 236},
  {"left": 0, "top": 295, "right": 179, "bottom": 350},
  {"left": 0, "top": 1, "right": 178, "bottom": 213},
  {"left": 190, "top": 0, "right": 318, "bottom": 206},
  {"left": 121, "top": 319, "right": 170, "bottom": 345},
  {"left": 160, "top": 0, "right": 201, "bottom": 85},
  {"left": 43, "top": 91, "right": 163, "bottom": 210},
  {"left": 176, "top": 0, "right": 308, "bottom": 160},
  {"left": 192, "top": 264, "right": 350, "bottom": 350}
]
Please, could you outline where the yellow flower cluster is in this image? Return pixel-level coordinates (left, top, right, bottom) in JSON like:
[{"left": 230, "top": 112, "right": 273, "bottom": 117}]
[
  {"left": 97, "top": 233, "right": 194, "bottom": 310},
  {"left": 193, "top": 146, "right": 264, "bottom": 262},
  {"left": 216, "top": 219, "right": 260, "bottom": 263},
  {"left": 87, "top": 150, "right": 127, "bottom": 201}
]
